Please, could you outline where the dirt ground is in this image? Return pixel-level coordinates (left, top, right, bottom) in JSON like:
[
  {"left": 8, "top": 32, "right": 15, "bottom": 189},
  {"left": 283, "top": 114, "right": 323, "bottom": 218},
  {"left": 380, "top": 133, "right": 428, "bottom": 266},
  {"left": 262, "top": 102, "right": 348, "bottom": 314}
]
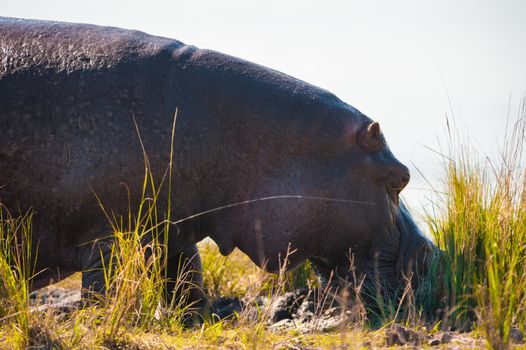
[{"left": 27, "top": 282, "right": 520, "bottom": 349}]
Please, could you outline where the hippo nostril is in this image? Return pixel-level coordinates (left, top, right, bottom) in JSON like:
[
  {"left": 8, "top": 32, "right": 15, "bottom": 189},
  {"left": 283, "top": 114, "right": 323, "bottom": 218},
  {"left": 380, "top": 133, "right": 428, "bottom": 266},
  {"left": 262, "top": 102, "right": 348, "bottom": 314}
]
[
  {"left": 400, "top": 172, "right": 410, "bottom": 189},
  {"left": 387, "top": 166, "right": 410, "bottom": 193}
]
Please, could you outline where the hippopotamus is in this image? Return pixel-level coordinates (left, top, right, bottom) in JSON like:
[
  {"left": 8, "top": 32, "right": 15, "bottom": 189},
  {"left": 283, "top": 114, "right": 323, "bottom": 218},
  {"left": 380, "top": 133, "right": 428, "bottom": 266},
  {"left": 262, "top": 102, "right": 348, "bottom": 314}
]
[{"left": 0, "top": 17, "right": 432, "bottom": 311}]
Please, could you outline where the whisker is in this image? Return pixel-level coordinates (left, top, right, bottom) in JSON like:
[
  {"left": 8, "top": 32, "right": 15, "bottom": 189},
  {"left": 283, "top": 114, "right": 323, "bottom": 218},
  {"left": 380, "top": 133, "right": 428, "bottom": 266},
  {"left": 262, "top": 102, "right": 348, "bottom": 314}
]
[{"left": 170, "top": 195, "right": 376, "bottom": 225}]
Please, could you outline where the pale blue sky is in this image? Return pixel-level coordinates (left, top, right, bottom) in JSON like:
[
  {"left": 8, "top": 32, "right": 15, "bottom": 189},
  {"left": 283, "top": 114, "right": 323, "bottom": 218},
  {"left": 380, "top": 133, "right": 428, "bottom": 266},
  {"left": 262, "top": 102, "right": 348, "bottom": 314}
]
[{"left": 3, "top": 1, "right": 526, "bottom": 223}]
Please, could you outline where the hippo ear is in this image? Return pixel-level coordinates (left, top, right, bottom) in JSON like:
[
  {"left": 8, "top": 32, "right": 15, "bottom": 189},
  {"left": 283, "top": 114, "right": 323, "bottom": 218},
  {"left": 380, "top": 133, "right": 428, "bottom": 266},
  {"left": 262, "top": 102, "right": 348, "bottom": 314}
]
[
  {"left": 367, "top": 122, "right": 381, "bottom": 139},
  {"left": 361, "top": 121, "right": 383, "bottom": 150}
]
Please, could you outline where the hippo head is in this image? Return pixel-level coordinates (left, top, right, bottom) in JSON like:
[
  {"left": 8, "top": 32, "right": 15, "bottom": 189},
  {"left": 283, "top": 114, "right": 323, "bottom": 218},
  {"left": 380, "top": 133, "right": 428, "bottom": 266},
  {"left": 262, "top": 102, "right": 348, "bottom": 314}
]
[
  {"left": 208, "top": 110, "right": 433, "bottom": 290},
  {"left": 306, "top": 120, "right": 434, "bottom": 289}
]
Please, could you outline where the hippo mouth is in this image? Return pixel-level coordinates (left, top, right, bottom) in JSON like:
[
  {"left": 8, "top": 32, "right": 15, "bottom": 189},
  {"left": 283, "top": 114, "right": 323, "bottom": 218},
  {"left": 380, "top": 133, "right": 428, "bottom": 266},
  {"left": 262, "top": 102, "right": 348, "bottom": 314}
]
[{"left": 386, "top": 185, "right": 402, "bottom": 205}]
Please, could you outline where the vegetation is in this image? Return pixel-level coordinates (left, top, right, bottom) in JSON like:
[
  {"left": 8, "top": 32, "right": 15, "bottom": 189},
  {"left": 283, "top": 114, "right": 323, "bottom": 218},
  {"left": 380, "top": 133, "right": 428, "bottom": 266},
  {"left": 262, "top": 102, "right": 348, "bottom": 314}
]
[
  {"left": 424, "top": 104, "right": 526, "bottom": 349},
  {"left": 0, "top": 208, "right": 34, "bottom": 349},
  {"left": 0, "top": 105, "right": 525, "bottom": 349}
]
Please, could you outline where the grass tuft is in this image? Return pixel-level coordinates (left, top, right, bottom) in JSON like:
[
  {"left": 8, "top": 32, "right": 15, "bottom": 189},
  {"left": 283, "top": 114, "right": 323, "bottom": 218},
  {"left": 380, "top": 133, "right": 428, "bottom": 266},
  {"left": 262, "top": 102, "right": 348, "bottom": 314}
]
[
  {"left": 427, "top": 101, "right": 526, "bottom": 349},
  {"left": 0, "top": 207, "right": 34, "bottom": 349}
]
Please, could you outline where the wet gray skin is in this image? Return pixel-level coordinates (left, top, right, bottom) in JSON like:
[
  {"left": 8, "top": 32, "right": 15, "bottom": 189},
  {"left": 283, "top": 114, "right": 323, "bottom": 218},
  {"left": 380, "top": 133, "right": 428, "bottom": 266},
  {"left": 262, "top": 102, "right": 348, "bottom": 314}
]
[
  {"left": 311, "top": 201, "right": 434, "bottom": 292},
  {"left": 0, "top": 17, "right": 434, "bottom": 315}
]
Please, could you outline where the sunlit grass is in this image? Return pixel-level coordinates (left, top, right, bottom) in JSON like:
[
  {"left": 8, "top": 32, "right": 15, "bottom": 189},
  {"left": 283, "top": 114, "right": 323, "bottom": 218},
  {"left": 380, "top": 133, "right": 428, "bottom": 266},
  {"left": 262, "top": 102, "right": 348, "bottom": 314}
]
[
  {"left": 88, "top": 113, "right": 193, "bottom": 343},
  {"left": 427, "top": 103, "right": 526, "bottom": 349},
  {"left": 0, "top": 207, "right": 34, "bottom": 349},
  {"left": 200, "top": 240, "right": 317, "bottom": 299}
]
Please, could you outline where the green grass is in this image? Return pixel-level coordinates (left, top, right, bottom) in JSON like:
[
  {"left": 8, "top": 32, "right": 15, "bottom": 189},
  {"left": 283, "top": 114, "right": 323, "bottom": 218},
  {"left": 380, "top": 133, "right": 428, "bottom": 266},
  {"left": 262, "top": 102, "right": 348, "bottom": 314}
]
[
  {"left": 0, "top": 207, "right": 34, "bottom": 349},
  {"left": 425, "top": 106, "right": 526, "bottom": 349},
  {"left": 90, "top": 113, "right": 193, "bottom": 342}
]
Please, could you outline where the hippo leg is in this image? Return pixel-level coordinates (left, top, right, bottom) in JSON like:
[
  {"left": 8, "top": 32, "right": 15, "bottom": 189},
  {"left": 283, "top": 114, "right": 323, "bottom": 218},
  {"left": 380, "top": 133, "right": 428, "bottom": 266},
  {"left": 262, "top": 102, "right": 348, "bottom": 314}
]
[
  {"left": 166, "top": 244, "right": 212, "bottom": 323},
  {"left": 80, "top": 240, "right": 112, "bottom": 302}
]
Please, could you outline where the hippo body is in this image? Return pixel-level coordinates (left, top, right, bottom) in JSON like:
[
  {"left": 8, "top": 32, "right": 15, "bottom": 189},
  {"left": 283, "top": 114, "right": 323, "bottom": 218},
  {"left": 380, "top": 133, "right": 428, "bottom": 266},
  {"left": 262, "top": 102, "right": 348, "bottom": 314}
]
[{"left": 0, "top": 17, "right": 431, "bottom": 302}]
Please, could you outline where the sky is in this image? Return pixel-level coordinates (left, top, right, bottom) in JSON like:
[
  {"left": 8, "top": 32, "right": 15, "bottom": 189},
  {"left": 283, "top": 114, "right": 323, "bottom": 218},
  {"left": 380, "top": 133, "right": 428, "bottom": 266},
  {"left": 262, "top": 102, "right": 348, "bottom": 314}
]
[{"left": 3, "top": 0, "right": 526, "bottom": 226}]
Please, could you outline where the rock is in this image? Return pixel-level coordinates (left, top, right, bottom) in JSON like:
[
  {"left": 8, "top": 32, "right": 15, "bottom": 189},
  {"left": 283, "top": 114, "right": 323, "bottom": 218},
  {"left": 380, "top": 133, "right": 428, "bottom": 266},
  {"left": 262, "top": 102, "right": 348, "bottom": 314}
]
[
  {"left": 29, "top": 287, "right": 81, "bottom": 311},
  {"left": 385, "top": 324, "right": 425, "bottom": 346},
  {"left": 428, "top": 332, "right": 453, "bottom": 346},
  {"left": 428, "top": 338, "right": 441, "bottom": 346},
  {"left": 310, "top": 315, "right": 343, "bottom": 332},
  {"left": 211, "top": 297, "right": 243, "bottom": 320},
  {"left": 441, "top": 332, "right": 452, "bottom": 344},
  {"left": 386, "top": 324, "right": 408, "bottom": 346},
  {"left": 268, "top": 290, "right": 308, "bottom": 323},
  {"left": 294, "top": 298, "right": 315, "bottom": 323},
  {"left": 510, "top": 328, "right": 524, "bottom": 344},
  {"left": 322, "top": 306, "right": 341, "bottom": 318},
  {"left": 237, "top": 295, "right": 268, "bottom": 323},
  {"left": 361, "top": 340, "right": 372, "bottom": 349},
  {"left": 269, "top": 318, "right": 295, "bottom": 331}
]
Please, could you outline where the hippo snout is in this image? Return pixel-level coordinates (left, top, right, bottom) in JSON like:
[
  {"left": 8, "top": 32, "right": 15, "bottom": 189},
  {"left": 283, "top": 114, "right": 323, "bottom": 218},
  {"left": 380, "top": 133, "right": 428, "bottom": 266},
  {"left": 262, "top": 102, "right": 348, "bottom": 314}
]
[
  {"left": 384, "top": 161, "right": 410, "bottom": 203},
  {"left": 390, "top": 163, "right": 410, "bottom": 193}
]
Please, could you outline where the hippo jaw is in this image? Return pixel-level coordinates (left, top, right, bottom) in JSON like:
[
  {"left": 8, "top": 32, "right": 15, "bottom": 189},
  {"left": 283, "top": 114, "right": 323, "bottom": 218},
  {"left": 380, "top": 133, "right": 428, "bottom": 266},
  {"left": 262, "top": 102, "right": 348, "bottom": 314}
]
[
  {"left": 395, "top": 202, "right": 434, "bottom": 284},
  {"left": 309, "top": 200, "right": 434, "bottom": 292}
]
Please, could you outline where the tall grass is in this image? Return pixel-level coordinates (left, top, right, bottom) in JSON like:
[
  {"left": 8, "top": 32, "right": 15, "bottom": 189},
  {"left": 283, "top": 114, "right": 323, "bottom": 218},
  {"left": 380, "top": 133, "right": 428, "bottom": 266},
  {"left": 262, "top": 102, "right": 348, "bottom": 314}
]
[
  {"left": 90, "top": 113, "right": 195, "bottom": 342},
  {"left": 0, "top": 207, "right": 34, "bottom": 348},
  {"left": 428, "top": 102, "right": 526, "bottom": 349}
]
